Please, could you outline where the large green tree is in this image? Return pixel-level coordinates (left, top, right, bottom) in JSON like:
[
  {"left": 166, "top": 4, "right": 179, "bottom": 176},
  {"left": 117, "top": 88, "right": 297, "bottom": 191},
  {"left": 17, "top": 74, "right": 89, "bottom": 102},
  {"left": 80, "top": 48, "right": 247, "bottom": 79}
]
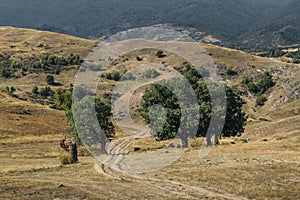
[
  {"left": 142, "top": 67, "right": 246, "bottom": 146},
  {"left": 66, "top": 87, "right": 114, "bottom": 152}
]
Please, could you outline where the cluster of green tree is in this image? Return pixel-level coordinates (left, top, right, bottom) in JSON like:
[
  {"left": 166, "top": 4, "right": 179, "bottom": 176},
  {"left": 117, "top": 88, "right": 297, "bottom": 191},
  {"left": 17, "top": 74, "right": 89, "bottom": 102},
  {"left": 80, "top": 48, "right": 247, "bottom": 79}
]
[
  {"left": 260, "top": 48, "right": 300, "bottom": 63},
  {"left": 242, "top": 71, "right": 275, "bottom": 106},
  {"left": 286, "top": 50, "right": 300, "bottom": 64},
  {"left": 1, "top": 86, "right": 16, "bottom": 97},
  {"left": 52, "top": 88, "right": 73, "bottom": 110},
  {"left": 0, "top": 59, "right": 22, "bottom": 78},
  {"left": 30, "top": 54, "right": 80, "bottom": 74},
  {"left": 39, "top": 86, "right": 54, "bottom": 98},
  {"left": 31, "top": 85, "right": 54, "bottom": 98},
  {"left": 51, "top": 86, "right": 115, "bottom": 149},
  {"left": 142, "top": 66, "right": 246, "bottom": 146},
  {"left": 65, "top": 87, "right": 115, "bottom": 151},
  {"left": 103, "top": 71, "right": 136, "bottom": 81},
  {"left": 103, "top": 71, "right": 121, "bottom": 81},
  {"left": 143, "top": 69, "right": 160, "bottom": 78},
  {"left": 261, "top": 48, "right": 285, "bottom": 58},
  {"left": 0, "top": 54, "right": 80, "bottom": 78}
]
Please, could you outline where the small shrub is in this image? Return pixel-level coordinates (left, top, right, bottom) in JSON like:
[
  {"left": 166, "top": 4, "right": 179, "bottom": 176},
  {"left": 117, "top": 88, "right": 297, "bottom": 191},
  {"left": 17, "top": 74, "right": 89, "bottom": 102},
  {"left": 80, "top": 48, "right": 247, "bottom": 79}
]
[
  {"left": 40, "top": 86, "right": 53, "bottom": 98},
  {"left": 256, "top": 94, "right": 267, "bottom": 106},
  {"left": 59, "top": 154, "right": 72, "bottom": 165},
  {"left": 225, "top": 67, "right": 237, "bottom": 76},
  {"left": 242, "top": 76, "right": 252, "bottom": 85},
  {"left": 104, "top": 71, "right": 121, "bottom": 81},
  {"left": 46, "top": 75, "right": 55, "bottom": 85},
  {"left": 32, "top": 85, "right": 39, "bottom": 94},
  {"left": 156, "top": 50, "right": 164, "bottom": 58}
]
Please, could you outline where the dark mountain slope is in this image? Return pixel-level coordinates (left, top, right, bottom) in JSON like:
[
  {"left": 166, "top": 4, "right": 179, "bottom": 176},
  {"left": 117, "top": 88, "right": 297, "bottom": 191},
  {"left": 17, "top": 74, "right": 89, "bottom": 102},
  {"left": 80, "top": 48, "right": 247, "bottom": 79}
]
[
  {"left": 239, "top": 0, "right": 300, "bottom": 50},
  {"left": 0, "top": 0, "right": 298, "bottom": 50}
]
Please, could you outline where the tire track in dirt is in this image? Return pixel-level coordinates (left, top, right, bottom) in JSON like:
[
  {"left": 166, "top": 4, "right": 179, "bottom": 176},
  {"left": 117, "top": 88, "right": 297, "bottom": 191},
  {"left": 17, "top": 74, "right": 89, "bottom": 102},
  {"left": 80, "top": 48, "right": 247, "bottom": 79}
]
[
  {"left": 96, "top": 69, "right": 249, "bottom": 199},
  {"left": 95, "top": 162, "right": 248, "bottom": 200}
]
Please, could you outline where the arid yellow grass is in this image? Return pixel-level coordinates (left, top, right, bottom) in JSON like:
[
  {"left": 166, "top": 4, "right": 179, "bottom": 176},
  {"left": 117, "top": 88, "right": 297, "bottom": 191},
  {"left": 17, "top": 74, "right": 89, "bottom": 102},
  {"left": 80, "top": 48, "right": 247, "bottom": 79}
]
[{"left": 0, "top": 27, "right": 299, "bottom": 199}]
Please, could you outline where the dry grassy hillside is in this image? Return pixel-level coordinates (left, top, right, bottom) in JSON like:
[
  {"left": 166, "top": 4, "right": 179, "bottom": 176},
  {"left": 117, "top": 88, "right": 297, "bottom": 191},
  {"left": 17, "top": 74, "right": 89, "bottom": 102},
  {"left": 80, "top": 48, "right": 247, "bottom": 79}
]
[
  {"left": 0, "top": 27, "right": 299, "bottom": 199},
  {"left": 0, "top": 92, "right": 66, "bottom": 172},
  {"left": 0, "top": 26, "right": 97, "bottom": 102},
  {"left": 0, "top": 26, "right": 96, "bottom": 59},
  {"left": 203, "top": 44, "right": 300, "bottom": 140}
]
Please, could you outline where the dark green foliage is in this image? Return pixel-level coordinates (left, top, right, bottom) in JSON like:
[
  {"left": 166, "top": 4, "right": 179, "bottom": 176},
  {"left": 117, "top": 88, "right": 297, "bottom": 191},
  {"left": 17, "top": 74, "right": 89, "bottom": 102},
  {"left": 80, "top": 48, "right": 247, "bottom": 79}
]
[
  {"left": 242, "top": 76, "right": 252, "bottom": 85},
  {"left": 0, "top": 1, "right": 299, "bottom": 50},
  {"left": 53, "top": 87, "right": 73, "bottom": 110},
  {"left": 66, "top": 87, "right": 115, "bottom": 148},
  {"left": 32, "top": 85, "right": 39, "bottom": 94},
  {"left": 156, "top": 51, "right": 164, "bottom": 58},
  {"left": 256, "top": 72, "right": 275, "bottom": 94},
  {"left": 104, "top": 71, "right": 121, "bottom": 81},
  {"left": 2, "top": 86, "right": 16, "bottom": 96},
  {"left": 242, "top": 72, "right": 274, "bottom": 106},
  {"left": 225, "top": 67, "right": 237, "bottom": 76},
  {"left": 256, "top": 94, "right": 267, "bottom": 106},
  {"left": 142, "top": 66, "right": 246, "bottom": 144},
  {"left": 0, "top": 59, "right": 22, "bottom": 78},
  {"left": 46, "top": 75, "right": 55, "bottom": 85},
  {"left": 0, "top": 53, "right": 80, "bottom": 78},
  {"left": 142, "top": 83, "right": 181, "bottom": 141},
  {"left": 242, "top": 72, "right": 274, "bottom": 95},
  {"left": 55, "top": 88, "right": 65, "bottom": 108},
  {"left": 39, "top": 86, "right": 54, "bottom": 98},
  {"left": 261, "top": 48, "right": 284, "bottom": 58},
  {"left": 247, "top": 82, "right": 259, "bottom": 94},
  {"left": 143, "top": 69, "right": 160, "bottom": 78},
  {"left": 260, "top": 48, "right": 300, "bottom": 59},
  {"left": 286, "top": 50, "right": 300, "bottom": 59},
  {"left": 222, "top": 87, "right": 246, "bottom": 137},
  {"left": 241, "top": 1, "right": 300, "bottom": 51}
]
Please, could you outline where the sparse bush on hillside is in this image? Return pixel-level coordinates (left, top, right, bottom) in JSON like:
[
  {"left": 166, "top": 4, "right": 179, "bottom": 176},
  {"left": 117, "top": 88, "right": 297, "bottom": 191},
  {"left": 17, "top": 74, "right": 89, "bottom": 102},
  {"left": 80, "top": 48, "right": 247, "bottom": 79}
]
[
  {"left": 242, "top": 76, "right": 252, "bottom": 85},
  {"left": 256, "top": 71, "right": 275, "bottom": 94},
  {"left": 40, "top": 86, "right": 54, "bottom": 98},
  {"left": 46, "top": 75, "right": 55, "bottom": 85},
  {"left": 156, "top": 50, "right": 164, "bottom": 58},
  {"left": 242, "top": 72, "right": 274, "bottom": 95},
  {"left": 225, "top": 66, "right": 237, "bottom": 76},
  {"left": 0, "top": 59, "right": 22, "bottom": 78},
  {"left": 0, "top": 53, "right": 80, "bottom": 78},
  {"left": 2, "top": 86, "right": 16, "bottom": 97},
  {"left": 104, "top": 71, "right": 121, "bottom": 81},
  {"left": 32, "top": 85, "right": 39, "bottom": 94},
  {"left": 256, "top": 94, "right": 267, "bottom": 106}
]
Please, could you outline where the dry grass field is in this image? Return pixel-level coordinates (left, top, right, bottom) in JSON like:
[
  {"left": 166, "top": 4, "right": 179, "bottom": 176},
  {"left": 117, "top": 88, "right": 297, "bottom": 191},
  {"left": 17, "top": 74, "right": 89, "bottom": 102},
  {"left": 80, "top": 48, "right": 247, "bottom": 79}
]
[{"left": 0, "top": 27, "right": 299, "bottom": 199}]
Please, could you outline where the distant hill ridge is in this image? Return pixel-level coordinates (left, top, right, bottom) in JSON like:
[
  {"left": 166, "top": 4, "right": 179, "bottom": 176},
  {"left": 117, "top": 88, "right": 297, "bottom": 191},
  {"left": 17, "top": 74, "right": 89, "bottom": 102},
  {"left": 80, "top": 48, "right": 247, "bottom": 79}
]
[{"left": 0, "top": 0, "right": 299, "bottom": 50}]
